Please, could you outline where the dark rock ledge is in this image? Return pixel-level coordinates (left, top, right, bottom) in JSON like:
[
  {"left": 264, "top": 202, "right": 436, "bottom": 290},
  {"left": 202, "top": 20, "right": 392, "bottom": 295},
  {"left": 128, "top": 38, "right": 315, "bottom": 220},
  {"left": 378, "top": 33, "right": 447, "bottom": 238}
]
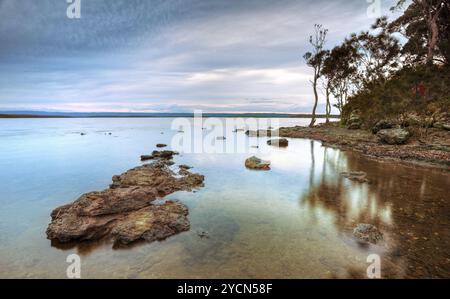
[{"left": 46, "top": 161, "right": 204, "bottom": 247}]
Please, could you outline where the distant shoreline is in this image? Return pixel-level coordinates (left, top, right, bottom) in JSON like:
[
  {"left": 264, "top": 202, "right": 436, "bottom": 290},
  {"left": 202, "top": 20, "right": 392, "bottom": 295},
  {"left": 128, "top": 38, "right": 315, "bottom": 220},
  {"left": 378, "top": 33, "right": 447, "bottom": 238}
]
[{"left": 0, "top": 113, "right": 340, "bottom": 119}]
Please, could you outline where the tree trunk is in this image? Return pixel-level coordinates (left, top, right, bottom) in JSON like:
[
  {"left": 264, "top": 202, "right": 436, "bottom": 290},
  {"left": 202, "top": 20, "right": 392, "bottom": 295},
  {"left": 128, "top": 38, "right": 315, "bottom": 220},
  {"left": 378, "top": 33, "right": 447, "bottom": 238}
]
[
  {"left": 426, "top": 16, "right": 439, "bottom": 64},
  {"left": 309, "top": 76, "right": 318, "bottom": 127},
  {"left": 325, "top": 83, "right": 331, "bottom": 123}
]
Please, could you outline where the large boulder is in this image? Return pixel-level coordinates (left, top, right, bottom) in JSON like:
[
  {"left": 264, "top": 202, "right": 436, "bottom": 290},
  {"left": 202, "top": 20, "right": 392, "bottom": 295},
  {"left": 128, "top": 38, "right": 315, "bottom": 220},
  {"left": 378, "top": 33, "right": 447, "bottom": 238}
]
[
  {"left": 353, "top": 224, "right": 383, "bottom": 244},
  {"left": 46, "top": 162, "right": 204, "bottom": 247},
  {"left": 267, "top": 138, "right": 289, "bottom": 147},
  {"left": 377, "top": 128, "right": 410, "bottom": 145},
  {"left": 245, "top": 156, "right": 271, "bottom": 170},
  {"left": 346, "top": 110, "right": 362, "bottom": 130},
  {"left": 372, "top": 120, "right": 394, "bottom": 134}
]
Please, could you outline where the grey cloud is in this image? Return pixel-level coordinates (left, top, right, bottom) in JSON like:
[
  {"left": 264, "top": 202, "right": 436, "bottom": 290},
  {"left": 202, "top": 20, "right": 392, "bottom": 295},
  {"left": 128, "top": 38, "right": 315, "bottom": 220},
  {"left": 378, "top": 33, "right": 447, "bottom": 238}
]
[{"left": 0, "top": 0, "right": 398, "bottom": 113}]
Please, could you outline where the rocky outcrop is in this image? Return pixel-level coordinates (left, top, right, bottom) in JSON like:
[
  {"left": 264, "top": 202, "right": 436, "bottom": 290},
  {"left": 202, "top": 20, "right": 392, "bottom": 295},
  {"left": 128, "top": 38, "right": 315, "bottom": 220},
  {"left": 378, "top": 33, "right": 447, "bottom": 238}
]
[
  {"left": 245, "top": 156, "right": 271, "bottom": 170},
  {"left": 340, "top": 171, "right": 368, "bottom": 183},
  {"left": 433, "top": 112, "right": 450, "bottom": 131},
  {"left": 377, "top": 128, "right": 410, "bottom": 145},
  {"left": 141, "top": 150, "right": 179, "bottom": 161},
  {"left": 346, "top": 110, "right": 362, "bottom": 130},
  {"left": 267, "top": 138, "right": 289, "bottom": 147},
  {"left": 353, "top": 224, "right": 383, "bottom": 244},
  {"left": 46, "top": 162, "right": 204, "bottom": 247},
  {"left": 372, "top": 120, "right": 394, "bottom": 134},
  {"left": 273, "top": 124, "right": 449, "bottom": 168}
]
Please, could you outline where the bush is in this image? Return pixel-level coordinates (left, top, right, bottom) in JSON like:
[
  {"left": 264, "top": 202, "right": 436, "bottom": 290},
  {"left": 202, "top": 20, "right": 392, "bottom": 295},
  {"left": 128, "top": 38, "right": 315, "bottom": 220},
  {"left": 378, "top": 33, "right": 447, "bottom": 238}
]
[{"left": 343, "top": 65, "right": 450, "bottom": 128}]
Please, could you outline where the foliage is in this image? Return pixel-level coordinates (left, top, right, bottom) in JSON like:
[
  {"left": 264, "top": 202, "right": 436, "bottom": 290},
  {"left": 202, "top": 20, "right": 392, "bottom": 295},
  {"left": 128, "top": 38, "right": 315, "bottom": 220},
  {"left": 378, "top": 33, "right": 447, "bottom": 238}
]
[{"left": 305, "top": 0, "right": 450, "bottom": 127}]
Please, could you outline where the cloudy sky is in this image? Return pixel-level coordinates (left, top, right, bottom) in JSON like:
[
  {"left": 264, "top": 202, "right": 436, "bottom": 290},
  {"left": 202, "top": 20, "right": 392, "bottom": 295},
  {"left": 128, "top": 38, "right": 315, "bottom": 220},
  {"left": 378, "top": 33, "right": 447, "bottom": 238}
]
[{"left": 0, "top": 0, "right": 399, "bottom": 113}]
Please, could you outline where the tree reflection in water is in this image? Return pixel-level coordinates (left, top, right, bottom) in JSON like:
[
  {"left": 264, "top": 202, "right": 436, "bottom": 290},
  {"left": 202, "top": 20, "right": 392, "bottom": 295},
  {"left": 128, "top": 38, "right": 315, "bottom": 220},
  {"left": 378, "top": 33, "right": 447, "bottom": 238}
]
[{"left": 298, "top": 141, "right": 450, "bottom": 278}]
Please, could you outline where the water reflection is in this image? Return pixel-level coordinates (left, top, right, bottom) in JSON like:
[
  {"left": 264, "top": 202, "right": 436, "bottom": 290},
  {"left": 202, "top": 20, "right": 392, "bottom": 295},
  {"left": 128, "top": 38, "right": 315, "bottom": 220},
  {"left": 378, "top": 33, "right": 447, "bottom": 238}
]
[
  {"left": 299, "top": 141, "right": 450, "bottom": 278},
  {"left": 0, "top": 118, "right": 449, "bottom": 278}
]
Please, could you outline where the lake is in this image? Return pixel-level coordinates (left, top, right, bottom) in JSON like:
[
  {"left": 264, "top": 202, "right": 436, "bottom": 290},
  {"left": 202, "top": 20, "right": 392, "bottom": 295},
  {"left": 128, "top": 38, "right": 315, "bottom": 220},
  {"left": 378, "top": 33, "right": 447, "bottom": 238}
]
[{"left": 0, "top": 117, "right": 448, "bottom": 278}]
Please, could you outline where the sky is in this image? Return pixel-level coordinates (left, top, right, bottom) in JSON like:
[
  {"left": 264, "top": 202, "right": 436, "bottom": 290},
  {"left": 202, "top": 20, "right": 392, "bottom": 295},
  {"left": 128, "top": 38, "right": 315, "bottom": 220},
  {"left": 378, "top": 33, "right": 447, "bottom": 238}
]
[{"left": 0, "top": 0, "right": 400, "bottom": 113}]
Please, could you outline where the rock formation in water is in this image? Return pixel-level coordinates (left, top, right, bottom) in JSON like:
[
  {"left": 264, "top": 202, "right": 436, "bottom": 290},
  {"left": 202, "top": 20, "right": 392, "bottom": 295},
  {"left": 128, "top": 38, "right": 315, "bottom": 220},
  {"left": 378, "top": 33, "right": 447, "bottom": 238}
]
[
  {"left": 245, "top": 156, "right": 271, "bottom": 170},
  {"left": 46, "top": 161, "right": 204, "bottom": 247},
  {"left": 245, "top": 129, "right": 274, "bottom": 137},
  {"left": 140, "top": 150, "right": 179, "bottom": 161},
  {"left": 267, "top": 138, "right": 289, "bottom": 147},
  {"left": 353, "top": 224, "right": 383, "bottom": 244}
]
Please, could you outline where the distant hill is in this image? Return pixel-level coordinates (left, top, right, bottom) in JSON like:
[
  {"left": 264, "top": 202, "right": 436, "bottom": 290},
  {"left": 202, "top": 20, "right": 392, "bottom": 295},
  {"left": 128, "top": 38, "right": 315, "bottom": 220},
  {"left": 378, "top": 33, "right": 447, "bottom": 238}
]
[{"left": 0, "top": 111, "right": 340, "bottom": 118}]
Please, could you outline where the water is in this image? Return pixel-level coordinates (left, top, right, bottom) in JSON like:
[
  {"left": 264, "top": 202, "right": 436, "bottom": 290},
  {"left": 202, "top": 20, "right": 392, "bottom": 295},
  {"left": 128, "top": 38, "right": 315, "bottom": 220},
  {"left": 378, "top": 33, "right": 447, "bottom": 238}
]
[{"left": 0, "top": 118, "right": 448, "bottom": 278}]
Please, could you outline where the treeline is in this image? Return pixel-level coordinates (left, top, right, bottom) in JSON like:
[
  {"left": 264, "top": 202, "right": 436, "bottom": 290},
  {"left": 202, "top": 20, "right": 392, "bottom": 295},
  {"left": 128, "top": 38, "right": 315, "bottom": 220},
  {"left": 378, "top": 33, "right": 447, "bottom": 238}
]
[{"left": 304, "top": 0, "right": 449, "bottom": 128}]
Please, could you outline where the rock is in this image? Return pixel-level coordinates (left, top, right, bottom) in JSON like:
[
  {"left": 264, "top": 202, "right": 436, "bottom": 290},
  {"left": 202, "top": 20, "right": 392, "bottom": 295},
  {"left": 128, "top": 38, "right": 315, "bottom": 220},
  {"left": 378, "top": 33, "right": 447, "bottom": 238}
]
[
  {"left": 141, "top": 150, "right": 179, "bottom": 161},
  {"left": 245, "top": 156, "right": 271, "bottom": 170},
  {"left": 346, "top": 110, "right": 362, "bottom": 130},
  {"left": 156, "top": 144, "right": 167, "bottom": 148},
  {"left": 80, "top": 133, "right": 86, "bottom": 136},
  {"left": 353, "top": 224, "right": 383, "bottom": 244},
  {"left": 377, "top": 128, "right": 410, "bottom": 145},
  {"left": 179, "top": 165, "right": 192, "bottom": 170},
  {"left": 372, "top": 120, "right": 394, "bottom": 134},
  {"left": 402, "top": 113, "right": 422, "bottom": 127},
  {"left": 433, "top": 112, "right": 450, "bottom": 131},
  {"left": 197, "top": 230, "right": 210, "bottom": 239},
  {"left": 340, "top": 171, "right": 368, "bottom": 183},
  {"left": 245, "top": 130, "right": 274, "bottom": 137},
  {"left": 111, "top": 201, "right": 189, "bottom": 246},
  {"left": 267, "top": 138, "right": 289, "bottom": 147},
  {"left": 47, "top": 162, "right": 204, "bottom": 247}
]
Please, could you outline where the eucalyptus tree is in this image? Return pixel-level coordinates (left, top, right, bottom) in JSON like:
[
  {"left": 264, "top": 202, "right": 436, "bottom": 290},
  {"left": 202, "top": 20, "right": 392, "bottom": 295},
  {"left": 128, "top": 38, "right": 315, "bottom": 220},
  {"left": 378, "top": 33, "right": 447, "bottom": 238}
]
[{"left": 303, "top": 24, "right": 328, "bottom": 127}]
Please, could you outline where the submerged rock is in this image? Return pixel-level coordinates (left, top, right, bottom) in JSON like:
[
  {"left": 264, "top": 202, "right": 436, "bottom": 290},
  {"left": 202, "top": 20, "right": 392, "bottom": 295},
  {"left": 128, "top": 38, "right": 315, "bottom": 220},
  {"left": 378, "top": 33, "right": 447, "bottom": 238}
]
[
  {"left": 267, "top": 138, "right": 289, "bottom": 147},
  {"left": 197, "top": 230, "right": 210, "bottom": 239},
  {"left": 353, "top": 224, "right": 383, "bottom": 244},
  {"left": 340, "top": 171, "right": 368, "bottom": 183},
  {"left": 245, "top": 156, "right": 271, "bottom": 170},
  {"left": 141, "top": 150, "right": 179, "bottom": 161},
  {"left": 46, "top": 162, "right": 204, "bottom": 247},
  {"left": 377, "top": 128, "right": 410, "bottom": 145}
]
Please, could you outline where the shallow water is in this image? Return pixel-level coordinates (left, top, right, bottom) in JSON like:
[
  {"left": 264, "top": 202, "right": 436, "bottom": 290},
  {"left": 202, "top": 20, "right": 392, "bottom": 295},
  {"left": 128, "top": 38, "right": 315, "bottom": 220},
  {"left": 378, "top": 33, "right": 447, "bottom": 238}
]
[{"left": 0, "top": 118, "right": 448, "bottom": 278}]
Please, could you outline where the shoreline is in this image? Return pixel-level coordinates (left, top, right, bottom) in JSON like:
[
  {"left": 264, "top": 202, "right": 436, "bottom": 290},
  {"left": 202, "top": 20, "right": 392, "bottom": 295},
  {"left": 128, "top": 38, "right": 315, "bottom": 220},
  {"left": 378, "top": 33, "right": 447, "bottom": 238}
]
[
  {"left": 273, "top": 124, "right": 450, "bottom": 171},
  {"left": 0, "top": 113, "right": 340, "bottom": 119}
]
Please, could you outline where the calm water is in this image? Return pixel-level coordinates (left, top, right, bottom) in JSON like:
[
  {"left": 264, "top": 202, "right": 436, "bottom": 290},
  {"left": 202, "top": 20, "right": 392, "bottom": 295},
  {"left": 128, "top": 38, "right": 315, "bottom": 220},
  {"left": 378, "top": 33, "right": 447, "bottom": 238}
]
[{"left": 0, "top": 118, "right": 449, "bottom": 278}]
